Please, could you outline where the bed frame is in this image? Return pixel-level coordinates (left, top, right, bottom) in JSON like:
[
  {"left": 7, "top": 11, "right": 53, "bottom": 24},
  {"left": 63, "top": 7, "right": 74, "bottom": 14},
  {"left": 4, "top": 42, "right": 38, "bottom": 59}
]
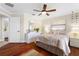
[{"left": 36, "top": 41, "right": 65, "bottom": 56}]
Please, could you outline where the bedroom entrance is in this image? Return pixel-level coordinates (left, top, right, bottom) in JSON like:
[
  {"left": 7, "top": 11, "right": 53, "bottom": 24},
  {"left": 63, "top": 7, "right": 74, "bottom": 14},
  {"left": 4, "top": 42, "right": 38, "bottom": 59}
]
[
  {"left": 0, "top": 15, "right": 10, "bottom": 42},
  {"left": 2, "top": 16, "right": 9, "bottom": 42},
  {"left": 0, "top": 16, "right": 21, "bottom": 42},
  {"left": 3, "top": 17, "right": 9, "bottom": 41}
]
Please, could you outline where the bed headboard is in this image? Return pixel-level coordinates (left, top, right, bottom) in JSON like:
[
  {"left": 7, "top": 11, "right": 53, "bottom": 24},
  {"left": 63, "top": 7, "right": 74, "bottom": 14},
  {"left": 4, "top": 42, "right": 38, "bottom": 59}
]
[
  {"left": 50, "top": 24, "right": 66, "bottom": 35},
  {"left": 51, "top": 24, "right": 66, "bottom": 31}
]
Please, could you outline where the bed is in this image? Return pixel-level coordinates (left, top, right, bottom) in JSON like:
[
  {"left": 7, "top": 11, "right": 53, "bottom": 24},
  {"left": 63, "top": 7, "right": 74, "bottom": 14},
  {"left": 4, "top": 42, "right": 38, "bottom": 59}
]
[
  {"left": 35, "top": 34, "right": 70, "bottom": 56},
  {"left": 27, "top": 31, "right": 70, "bottom": 56},
  {"left": 26, "top": 31, "right": 41, "bottom": 43}
]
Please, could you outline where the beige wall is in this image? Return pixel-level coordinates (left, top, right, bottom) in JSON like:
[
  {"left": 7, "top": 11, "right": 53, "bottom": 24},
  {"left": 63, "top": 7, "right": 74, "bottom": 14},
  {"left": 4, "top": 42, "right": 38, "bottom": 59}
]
[
  {"left": 42, "top": 16, "right": 66, "bottom": 25},
  {"left": 23, "top": 14, "right": 44, "bottom": 33},
  {"left": 23, "top": 13, "right": 78, "bottom": 34},
  {"left": 41, "top": 15, "right": 72, "bottom": 33},
  {"left": 23, "top": 14, "right": 71, "bottom": 33}
]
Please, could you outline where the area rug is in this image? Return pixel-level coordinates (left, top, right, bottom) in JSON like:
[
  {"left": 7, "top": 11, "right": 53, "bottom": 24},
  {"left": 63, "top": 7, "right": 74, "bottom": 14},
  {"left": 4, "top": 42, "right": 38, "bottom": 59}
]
[
  {"left": 20, "top": 49, "right": 43, "bottom": 56},
  {"left": 0, "top": 41, "right": 8, "bottom": 48}
]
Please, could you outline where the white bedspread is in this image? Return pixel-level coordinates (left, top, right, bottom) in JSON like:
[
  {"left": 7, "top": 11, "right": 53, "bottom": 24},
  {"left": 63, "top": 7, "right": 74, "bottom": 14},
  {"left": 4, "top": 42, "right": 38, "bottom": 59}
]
[{"left": 36, "top": 34, "right": 70, "bottom": 56}]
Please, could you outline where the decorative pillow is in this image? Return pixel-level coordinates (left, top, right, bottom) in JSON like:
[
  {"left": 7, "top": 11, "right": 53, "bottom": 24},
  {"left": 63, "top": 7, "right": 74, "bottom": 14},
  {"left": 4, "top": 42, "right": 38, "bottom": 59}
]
[
  {"left": 52, "top": 30, "right": 59, "bottom": 35},
  {"left": 58, "top": 30, "right": 66, "bottom": 35}
]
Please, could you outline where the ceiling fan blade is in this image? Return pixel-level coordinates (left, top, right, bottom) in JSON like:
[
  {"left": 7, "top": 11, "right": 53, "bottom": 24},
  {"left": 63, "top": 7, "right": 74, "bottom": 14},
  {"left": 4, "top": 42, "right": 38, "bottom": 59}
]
[
  {"left": 32, "top": 14, "right": 36, "bottom": 16},
  {"left": 38, "top": 13, "right": 42, "bottom": 16},
  {"left": 46, "top": 9, "right": 56, "bottom": 12},
  {"left": 43, "top": 4, "right": 47, "bottom": 10},
  {"left": 33, "top": 9, "right": 41, "bottom": 12}
]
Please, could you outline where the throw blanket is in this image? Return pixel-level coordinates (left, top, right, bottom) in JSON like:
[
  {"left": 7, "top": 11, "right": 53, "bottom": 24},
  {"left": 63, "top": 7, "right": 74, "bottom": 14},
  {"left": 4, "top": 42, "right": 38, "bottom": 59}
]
[{"left": 27, "top": 32, "right": 70, "bottom": 55}]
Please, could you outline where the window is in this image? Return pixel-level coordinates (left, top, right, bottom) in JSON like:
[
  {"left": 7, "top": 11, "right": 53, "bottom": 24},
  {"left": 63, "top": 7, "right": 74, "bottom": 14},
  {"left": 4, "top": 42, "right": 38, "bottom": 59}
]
[{"left": 51, "top": 24, "right": 65, "bottom": 31}]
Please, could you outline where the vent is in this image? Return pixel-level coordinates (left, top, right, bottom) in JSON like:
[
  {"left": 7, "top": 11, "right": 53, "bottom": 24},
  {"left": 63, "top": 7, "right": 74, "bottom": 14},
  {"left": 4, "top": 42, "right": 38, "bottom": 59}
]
[{"left": 5, "top": 3, "right": 14, "bottom": 7}]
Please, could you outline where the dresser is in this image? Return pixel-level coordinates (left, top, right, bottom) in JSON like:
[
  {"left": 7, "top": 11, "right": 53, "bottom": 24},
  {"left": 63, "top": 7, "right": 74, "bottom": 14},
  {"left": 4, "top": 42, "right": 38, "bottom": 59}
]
[{"left": 70, "top": 38, "right": 79, "bottom": 48}]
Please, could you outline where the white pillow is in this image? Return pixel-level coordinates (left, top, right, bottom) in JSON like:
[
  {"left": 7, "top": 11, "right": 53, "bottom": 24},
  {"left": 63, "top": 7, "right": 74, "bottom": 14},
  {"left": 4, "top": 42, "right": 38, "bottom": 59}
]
[{"left": 52, "top": 30, "right": 66, "bottom": 35}]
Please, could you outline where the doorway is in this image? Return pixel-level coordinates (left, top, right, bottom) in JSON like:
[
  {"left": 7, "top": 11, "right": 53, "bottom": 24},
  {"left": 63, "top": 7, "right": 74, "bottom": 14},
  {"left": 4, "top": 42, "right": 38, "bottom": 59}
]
[
  {"left": 0, "top": 15, "right": 10, "bottom": 42},
  {"left": 2, "top": 17, "right": 10, "bottom": 41}
]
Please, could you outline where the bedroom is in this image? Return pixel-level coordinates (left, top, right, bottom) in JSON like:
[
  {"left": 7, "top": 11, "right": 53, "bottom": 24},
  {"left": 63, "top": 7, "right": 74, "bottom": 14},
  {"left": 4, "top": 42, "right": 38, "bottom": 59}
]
[{"left": 0, "top": 3, "right": 79, "bottom": 56}]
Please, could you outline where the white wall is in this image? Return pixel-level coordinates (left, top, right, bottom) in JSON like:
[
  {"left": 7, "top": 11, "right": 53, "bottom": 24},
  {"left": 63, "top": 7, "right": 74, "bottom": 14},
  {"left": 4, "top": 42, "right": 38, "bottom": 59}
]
[
  {"left": 23, "top": 14, "right": 32, "bottom": 33},
  {"left": 0, "top": 16, "right": 2, "bottom": 41},
  {"left": 20, "top": 15, "right": 25, "bottom": 42}
]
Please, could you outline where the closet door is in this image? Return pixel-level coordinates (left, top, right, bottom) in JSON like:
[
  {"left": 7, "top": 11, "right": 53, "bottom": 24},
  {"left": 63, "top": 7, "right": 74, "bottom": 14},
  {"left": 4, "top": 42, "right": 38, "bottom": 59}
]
[{"left": 9, "top": 16, "right": 21, "bottom": 42}]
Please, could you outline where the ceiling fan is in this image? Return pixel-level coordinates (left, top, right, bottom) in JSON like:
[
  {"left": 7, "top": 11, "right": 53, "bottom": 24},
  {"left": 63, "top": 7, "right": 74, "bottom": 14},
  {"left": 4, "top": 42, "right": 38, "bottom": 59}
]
[{"left": 33, "top": 4, "right": 56, "bottom": 16}]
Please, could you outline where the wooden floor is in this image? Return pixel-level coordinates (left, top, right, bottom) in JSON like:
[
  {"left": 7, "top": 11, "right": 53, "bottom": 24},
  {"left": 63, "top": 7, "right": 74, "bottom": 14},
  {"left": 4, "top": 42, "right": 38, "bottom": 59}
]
[{"left": 0, "top": 42, "right": 79, "bottom": 56}]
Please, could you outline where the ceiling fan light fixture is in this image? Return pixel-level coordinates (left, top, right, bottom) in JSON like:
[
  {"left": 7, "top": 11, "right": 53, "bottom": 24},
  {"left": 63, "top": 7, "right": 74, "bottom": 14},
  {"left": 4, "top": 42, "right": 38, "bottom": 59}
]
[
  {"left": 33, "top": 4, "right": 56, "bottom": 16},
  {"left": 42, "top": 12, "right": 46, "bottom": 15}
]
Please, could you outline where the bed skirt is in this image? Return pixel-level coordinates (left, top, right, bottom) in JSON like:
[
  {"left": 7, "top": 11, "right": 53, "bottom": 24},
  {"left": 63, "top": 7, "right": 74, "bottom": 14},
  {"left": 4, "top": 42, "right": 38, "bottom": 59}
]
[{"left": 36, "top": 41, "right": 65, "bottom": 56}]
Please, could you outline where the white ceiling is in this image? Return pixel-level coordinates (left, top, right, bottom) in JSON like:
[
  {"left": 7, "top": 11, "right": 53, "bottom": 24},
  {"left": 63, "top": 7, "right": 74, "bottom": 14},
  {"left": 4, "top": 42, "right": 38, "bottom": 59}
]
[{"left": 1, "top": 3, "right": 79, "bottom": 17}]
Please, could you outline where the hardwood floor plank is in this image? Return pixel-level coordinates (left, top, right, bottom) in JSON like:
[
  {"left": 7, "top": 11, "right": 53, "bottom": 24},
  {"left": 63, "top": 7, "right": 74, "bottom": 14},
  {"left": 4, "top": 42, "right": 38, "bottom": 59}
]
[{"left": 0, "top": 43, "right": 79, "bottom": 56}]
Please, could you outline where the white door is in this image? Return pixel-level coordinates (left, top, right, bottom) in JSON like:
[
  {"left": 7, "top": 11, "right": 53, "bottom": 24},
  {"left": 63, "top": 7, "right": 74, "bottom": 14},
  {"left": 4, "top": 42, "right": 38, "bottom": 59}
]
[{"left": 9, "top": 17, "right": 21, "bottom": 42}]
